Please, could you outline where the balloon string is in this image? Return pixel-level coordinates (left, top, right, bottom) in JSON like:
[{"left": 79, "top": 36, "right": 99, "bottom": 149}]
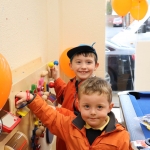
[
  {"left": 137, "top": 2, "right": 140, "bottom": 33},
  {"left": 138, "top": 1, "right": 140, "bottom": 21},
  {"left": 122, "top": 16, "right": 123, "bottom": 28},
  {"left": 136, "top": 2, "right": 141, "bottom": 52}
]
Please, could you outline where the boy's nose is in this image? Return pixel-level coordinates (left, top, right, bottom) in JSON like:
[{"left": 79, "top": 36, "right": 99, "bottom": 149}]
[
  {"left": 81, "top": 63, "right": 87, "bottom": 68},
  {"left": 90, "top": 108, "right": 96, "bottom": 115}
]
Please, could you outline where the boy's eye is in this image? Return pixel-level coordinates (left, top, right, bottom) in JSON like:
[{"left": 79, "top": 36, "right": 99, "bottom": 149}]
[
  {"left": 84, "top": 105, "right": 89, "bottom": 109},
  {"left": 97, "top": 106, "right": 103, "bottom": 109},
  {"left": 87, "top": 61, "right": 92, "bottom": 64},
  {"left": 76, "top": 61, "right": 81, "bottom": 64},
  {"left": 85, "top": 61, "right": 92, "bottom": 65}
]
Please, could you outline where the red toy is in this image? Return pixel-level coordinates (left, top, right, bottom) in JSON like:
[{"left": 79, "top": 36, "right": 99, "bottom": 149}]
[
  {"left": 48, "top": 81, "right": 55, "bottom": 88},
  {"left": 1, "top": 109, "right": 21, "bottom": 133}
]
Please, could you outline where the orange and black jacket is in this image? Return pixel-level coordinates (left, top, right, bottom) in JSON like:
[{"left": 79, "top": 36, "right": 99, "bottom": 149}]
[
  {"left": 54, "top": 77, "right": 81, "bottom": 114},
  {"left": 28, "top": 94, "right": 133, "bottom": 150},
  {"left": 54, "top": 77, "right": 81, "bottom": 150}
]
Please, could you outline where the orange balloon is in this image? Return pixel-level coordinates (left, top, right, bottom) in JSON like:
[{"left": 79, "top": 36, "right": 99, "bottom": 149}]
[
  {"left": 135, "top": 0, "right": 144, "bottom": 2},
  {"left": 0, "top": 53, "right": 12, "bottom": 109},
  {"left": 59, "top": 48, "right": 75, "bottom": 78},
  {"left": 130, "top": 0, "right": 148, "bottom": 20},
  {"left": 112, "top": 0, "right": 132, "bottom": 17}
]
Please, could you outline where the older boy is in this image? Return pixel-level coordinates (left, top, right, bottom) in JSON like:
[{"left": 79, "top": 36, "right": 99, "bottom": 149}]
[
  {"left": 16, "top": 77, "right": 133, "bottom": 150},
  {"left": 50, "top": 44, "right": 99, "bottom": 150},
  {"left": 50, "top": 44, "right": 99, "bottom": 112}
]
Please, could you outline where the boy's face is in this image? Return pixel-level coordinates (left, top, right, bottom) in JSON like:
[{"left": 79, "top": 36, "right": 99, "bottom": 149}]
[
  {"left": 69, "top": 54, "right": 99, "bottom": 81},
  {"left": 78, "top": 93, "right": 114, "bottom": 129}
]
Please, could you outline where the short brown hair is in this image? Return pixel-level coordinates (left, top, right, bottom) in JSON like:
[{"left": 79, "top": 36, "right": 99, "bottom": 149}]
[{"left": 78, "top": 77, "right": 112, "bottom": 103}]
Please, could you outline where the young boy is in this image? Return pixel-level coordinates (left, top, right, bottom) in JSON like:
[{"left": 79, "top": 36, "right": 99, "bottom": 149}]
[
  {"left": 49, "top": 44, "right": 99, "bottom": 150},
  {"left": 50, "top": 44, "right": 99, "bottom": 112},
  {"left": 16, "top": 77, "right": 133, "bottom": 150}
]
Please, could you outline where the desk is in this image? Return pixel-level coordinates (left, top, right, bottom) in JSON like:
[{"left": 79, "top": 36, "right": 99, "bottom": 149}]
[{"left": 118, "top": 91, "right": 150, "bottom": 141}]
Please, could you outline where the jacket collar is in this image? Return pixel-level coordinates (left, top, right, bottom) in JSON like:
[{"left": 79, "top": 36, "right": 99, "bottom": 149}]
[
  {"left": 70, "top": 77, "right": 76, "bottom": 82},
  {"left": 72, "top": 113, "right": 85, "bottom": 129},
  {"left": 72, "top": 111, "right": 116, "bottom": 132},
  {"left": 70, "top": 77, "right": 82, "bottom": 93}
]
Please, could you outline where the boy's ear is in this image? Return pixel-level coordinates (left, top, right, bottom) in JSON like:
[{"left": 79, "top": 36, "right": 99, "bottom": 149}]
[
  {"left": 109, "top": 103, "right": 114, "bottom": 112},
  {"left": 94, "top": 63, "right": 99, "bottom": 71},
  {"left": 69, "top": 63, "right": 73, "bottom": 70}
]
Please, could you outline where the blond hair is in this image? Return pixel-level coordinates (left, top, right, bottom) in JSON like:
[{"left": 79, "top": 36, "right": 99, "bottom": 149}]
[{"left": 78, "top": 77, "right": 112, "bottom": 103}]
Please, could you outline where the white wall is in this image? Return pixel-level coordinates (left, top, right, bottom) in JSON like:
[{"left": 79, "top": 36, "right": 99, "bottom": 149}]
[
  {"left": 0, "top": 0, "right": 105, "bottom": 77},
  {"left": 0, "top": 1, "right": 105, "bottom": 149},
  {"left": 134, "top": 41, "right": 150, "bottom": 91},
  {"left": 60, "top": 1, "right": 106, "bottom": 79},
  {"left": 47, "top": 0, "right": 60, "bottom": 62},
  {"left": 0, "top": 0, "right": 48, "bottom": 69}
]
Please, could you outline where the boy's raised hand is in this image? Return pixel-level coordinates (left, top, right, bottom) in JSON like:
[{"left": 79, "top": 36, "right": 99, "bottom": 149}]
[
  {"left": 51, "top": 65, "right": 59, "bottom": 80},
  {"left": 48, "top": 65, "right": 59, "bottom": 80}
]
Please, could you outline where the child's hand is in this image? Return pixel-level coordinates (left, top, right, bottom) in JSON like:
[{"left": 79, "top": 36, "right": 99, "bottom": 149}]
[
  {"left": 48, "top": 65, "right": 59, "bottom": 80},
  {"left": 15, "top": 92, "right": 34, "bottom": 105}
]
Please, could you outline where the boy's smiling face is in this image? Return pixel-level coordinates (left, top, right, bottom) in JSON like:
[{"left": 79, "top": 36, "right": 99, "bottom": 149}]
[
  {"left": 79, "top": 92, "right": 114, "bottom": 129},
  {"left": 69, "top": 54, "right": 99, "bottom": 81}
]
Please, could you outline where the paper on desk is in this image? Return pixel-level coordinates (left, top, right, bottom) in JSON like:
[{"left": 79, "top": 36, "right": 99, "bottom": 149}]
[
  {"left": 134, "top": 114, "right": 150, "bottom": 130},
  {"left": 131, "top": 140, "right": 150, "bottom": 150}
]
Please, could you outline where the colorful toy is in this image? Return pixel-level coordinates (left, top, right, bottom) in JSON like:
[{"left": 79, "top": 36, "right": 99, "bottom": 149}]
[
  {"left": 0, "top": 109, "right": 21, "bottom": 133},
  {"left": 47, "top": 60, "right": 59, "bottom": 88},
  {"left": 37, "top": 78, "right": 44, "bottom": 91},
  {"left": 54, "top": 60, "right": 59, "bottom": 65},
  {"left": 48, "top": 62, "right": 54, "bottom": 68},
  {"left": 41, "top": 70, "right": 48, "bottom": 77},
  {"left": 30, "top": 84, "right": 37, "bottom": 94},
  {"left": 48, "top": 81, "right": 55, "bottom": 88},
  {"left": 48, "top": 93, "right": 57, "bottom": 103},
  {"left": 31, "top": 125, "right": 45, "bottom": 150},
  {"left": 48, "top": 60, "right": 59, "bottom": 68},
  {"left": 15, "top": 91, "right": 31, "bottom": 117}
]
